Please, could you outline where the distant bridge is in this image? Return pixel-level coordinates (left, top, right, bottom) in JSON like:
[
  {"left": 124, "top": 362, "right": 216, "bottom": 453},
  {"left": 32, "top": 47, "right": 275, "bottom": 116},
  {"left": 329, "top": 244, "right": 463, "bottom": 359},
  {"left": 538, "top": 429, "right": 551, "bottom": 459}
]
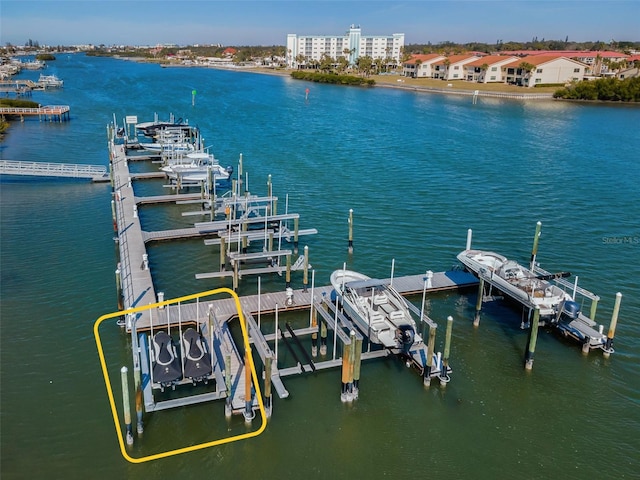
[{"left": 0, "top": 160, "right": 110, "bottom": 182}]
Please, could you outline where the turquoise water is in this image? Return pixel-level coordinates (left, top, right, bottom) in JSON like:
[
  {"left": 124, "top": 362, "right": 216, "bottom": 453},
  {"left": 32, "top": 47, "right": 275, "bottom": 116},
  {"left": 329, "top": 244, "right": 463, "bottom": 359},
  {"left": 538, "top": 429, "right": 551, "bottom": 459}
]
[{"left": 1, "top": 55, "right": 639, "bottom": 479}]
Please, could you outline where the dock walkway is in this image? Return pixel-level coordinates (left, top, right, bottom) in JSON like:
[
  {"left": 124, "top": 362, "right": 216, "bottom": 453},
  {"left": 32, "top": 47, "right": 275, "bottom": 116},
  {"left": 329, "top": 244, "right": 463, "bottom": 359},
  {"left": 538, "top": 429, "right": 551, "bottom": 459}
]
[
  {"left": 0, "top": 160, "right": 109, "bottom": 181},
  {"left": 0, "top": 105, "right": 70, "bottom": 122}
]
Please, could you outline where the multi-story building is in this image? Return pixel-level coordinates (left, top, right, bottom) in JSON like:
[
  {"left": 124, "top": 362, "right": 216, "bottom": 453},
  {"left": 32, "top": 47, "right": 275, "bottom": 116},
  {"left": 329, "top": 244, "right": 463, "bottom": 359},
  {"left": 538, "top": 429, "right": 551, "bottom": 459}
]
[{"left": 286, "top": 24, "right": 404, "bottom": 68}]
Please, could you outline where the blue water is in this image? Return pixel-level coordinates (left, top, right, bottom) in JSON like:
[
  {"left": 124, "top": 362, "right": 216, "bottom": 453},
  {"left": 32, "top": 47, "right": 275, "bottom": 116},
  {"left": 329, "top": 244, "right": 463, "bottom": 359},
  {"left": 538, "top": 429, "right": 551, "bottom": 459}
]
[{"left": 1, "top": 55, "right": 639, "bottom": 479}]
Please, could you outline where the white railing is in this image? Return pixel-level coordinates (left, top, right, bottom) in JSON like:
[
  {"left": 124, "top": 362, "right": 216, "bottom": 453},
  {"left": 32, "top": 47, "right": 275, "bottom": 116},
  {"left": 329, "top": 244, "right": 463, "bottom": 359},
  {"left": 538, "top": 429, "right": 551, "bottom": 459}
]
[{"left": 0, "top": 160, "right": 107, "bottom": 179}]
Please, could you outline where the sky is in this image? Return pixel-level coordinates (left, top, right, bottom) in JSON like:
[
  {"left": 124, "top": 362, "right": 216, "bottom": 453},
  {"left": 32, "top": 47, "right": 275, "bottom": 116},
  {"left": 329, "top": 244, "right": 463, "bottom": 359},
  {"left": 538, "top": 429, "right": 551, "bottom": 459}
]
[{"left": 1, "top": 0, "right": 639, "bottom": 47}]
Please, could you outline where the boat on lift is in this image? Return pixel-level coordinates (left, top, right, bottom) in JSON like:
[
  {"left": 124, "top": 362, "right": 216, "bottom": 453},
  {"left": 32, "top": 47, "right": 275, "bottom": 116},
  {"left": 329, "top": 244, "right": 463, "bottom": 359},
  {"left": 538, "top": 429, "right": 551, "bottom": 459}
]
[
  {"left": 161, "top": 152, "right": 233, "bottom": 183},
  {"left": 181, "top": 327, "right": 213, "bottom": 384},
  {"left": 457, "top": 249, "right": 572, "bottom": 318},
  {"left": 330, "top": 269, "right": 422, "bottom": 355},
  {"left": 150, "top": 331, "right": 182, "bottom": 391}
]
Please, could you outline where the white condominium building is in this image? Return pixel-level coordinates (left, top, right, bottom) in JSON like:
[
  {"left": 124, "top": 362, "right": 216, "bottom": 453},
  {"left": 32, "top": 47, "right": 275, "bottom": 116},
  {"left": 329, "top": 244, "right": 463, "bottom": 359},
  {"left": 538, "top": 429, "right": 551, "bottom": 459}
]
[{"left": 286, "top": 24, "right": 405, "bottom": 68}]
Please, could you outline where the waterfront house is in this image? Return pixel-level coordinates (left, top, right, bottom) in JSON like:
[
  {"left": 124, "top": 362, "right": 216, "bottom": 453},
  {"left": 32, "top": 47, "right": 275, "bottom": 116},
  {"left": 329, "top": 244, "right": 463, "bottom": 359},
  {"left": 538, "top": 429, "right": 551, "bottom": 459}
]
[
  {"left": 402, "top": 54, "right": 446, "bottom": 77},
  {"left": 502, "top": 55, "right": 587, "bottom": 87},
  {"left": 463, "top": 55, "right": 519, "bottom": 83},
  {"left": 431, "top": 54, "right": 480, "bottom": 80}
]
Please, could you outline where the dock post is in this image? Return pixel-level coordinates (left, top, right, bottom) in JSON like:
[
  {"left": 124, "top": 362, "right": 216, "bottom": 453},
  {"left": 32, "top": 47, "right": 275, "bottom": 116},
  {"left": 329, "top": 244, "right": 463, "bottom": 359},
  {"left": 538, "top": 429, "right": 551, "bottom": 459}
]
[
  {"left": 530, "top": 221, "right": 542, "bottom": 271},
  {"left": 241, "top": 222, "right": 248, "bottom": 253},
  {"left": 524, "top": 308, "right": 540, "bottom": 370},
  {"left": 293, "top": 218, "right": 299, "bottom": 254},
  {"left": 348, "top": 209, "right": 354, "bottom": 253},
  {"left": 347, "top": 330, "right": 356, "bottom": 401},
  {"left": 589, "top": 297, "right": 599, "bottom": 323},
  {"left": 264, "top": 355, "right": 272, "bottom": 417},
  {"left": 244, "top": 348, "right": 254, "bottom": 424},
  {"left": 340, "top": 340, "right": 352, "bottom": 402},
  {"left": 115, "top": 264, "right": 123, "bottom": 310},
  {"left": 225, "top": 353, "right": 232, "bottom": 418},
  {"left": 268, "top": 231, "right": 274, "bottom": 253},
  {"left": 133, "top": 366, "right": 144, "bottom": 435},
  {"left": 603, "top": 292, "right": 622, "bottom": 358},
  {"left": 233, "top": 260, "right": 239, "bottom": 291},
  {"left": 303, "top": 246, "right": 309, "bottom": 292},
  {"left": 220, "top": 237, "right": 226, "bottom": 271},
  {"left": 285, "top": 254, "right": 291, "bottom": 288},
  {"left": 120, "top": 366, "right": 134, "bottom": 446},
  {"left": 474, "top": 278, "right": 484, "bottom": 327},
  {"left": 423, "top": 325, "right": 437, "bottom": 387},
  {"left": 320, "top": 315, "right": 328, "bottom": 356},
  {"left": 111, "top": 199, "right": 117, "bottom": 231},
  {"left": 440, "top": 316, "right": 453, "bottom": 386},
  {"left": 466, "top": 228, "right": 473, "bottom": 250},
  {"left": 311, "top": 306, "right": 318, "bottom": 357},
  {"left": 353, "top": 337, "right": 362, "bottom": 399}
]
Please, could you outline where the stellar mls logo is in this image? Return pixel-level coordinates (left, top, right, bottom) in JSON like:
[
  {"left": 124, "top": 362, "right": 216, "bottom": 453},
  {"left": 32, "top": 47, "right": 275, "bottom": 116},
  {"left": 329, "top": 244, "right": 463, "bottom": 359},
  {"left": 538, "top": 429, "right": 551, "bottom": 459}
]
[{"left": 602, "top": 236, "right": 639, "bottom": 245}]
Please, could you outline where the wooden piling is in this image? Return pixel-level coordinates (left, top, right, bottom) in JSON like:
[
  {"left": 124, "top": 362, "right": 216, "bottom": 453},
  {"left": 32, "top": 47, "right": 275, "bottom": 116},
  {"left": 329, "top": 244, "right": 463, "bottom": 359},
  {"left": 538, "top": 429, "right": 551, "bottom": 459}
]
[
  {"left": 423, "top": 325, "right": 436, "bottom": 387},
  {"left": 340, "top": 341, "right": 352, "bottom": 402},
  {"left": 352, "top": 337, "right": 362, "bottom": 399},
  {"left": 347, "top": 330, "right": 356, "bottom": 401},
  {"left": 524, "top": 308, "right": 540, "bottom": 370},
  {"left": 133, "top": 367, "right": 144, "bottom": 435},
  {"left": 530, "top": 221, "right": 542, "bottom": 270},
  {"left": 303, "top": 245, "right": 309, "bottom": 292},
  {"left": 589, "top": 297, "right": 599, "bottom": 323},
  {"left": 120, "top": 366, "right": 134, "bottom": 446},
  {"left": 264, "top": 355, "right": 272, "bottom": 417},
  {"left": 285, "top": 254, "right": 291, "bottom": 288},
  {"left": 474, "top": 278, "right": 484, "bottom": 327},
  {"left": 440, "top": 316, "right": 453, "bottom": 385},
  {"left": 220, "top": 237, "right": 226, "bottom": 271},
  {"left": 604, "top": 292, "right": 622, "bottom": 358},
  {"left": 320, "top": 315, "right": 328, "bottom": 356}
]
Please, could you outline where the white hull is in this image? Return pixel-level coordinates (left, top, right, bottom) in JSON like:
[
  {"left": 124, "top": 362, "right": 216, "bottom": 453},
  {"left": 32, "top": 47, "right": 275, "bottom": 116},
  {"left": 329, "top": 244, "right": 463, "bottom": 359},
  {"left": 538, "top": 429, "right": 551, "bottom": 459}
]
[
  {"left": 330, "top": 269, "right": 422, "bottom": 352},
  {"left": 457, "top": 249, "right": 571, "bottom": 318}
]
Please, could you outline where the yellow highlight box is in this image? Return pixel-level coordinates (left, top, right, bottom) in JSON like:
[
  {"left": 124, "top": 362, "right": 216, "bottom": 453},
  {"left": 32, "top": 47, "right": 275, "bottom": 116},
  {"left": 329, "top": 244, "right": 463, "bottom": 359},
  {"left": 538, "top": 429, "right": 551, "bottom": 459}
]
[{"left": 93, "top": 288, "right": 267, "bottom": 463}]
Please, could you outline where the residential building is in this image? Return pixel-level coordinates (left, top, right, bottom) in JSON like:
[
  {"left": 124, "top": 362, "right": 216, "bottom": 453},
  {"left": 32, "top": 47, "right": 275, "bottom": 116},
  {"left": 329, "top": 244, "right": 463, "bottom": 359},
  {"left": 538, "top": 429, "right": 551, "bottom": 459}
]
[
  {"left": 503, "top": 55, "right": 587, "bottom": 87},
  {"left": 431, "top": 54, "right": 480, "bottom": 80},
  {"left": 402, "top": 54, "right": 445, "bottom": 77},
  {"left": 286, "top": 25, "right": 404, "bottom": 68},
  {"left": 463, "top": 55, "right": 519, "bottom": 83}
]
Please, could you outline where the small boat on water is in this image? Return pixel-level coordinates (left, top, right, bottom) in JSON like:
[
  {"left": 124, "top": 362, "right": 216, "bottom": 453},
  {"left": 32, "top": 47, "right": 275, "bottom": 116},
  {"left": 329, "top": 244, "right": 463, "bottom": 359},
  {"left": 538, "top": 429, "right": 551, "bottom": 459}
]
[
  {"left": 161, "top": 152, "right": 233, "bottom": 183},
  {"left": 150, "top": 331, "right": 182, "bottom": 391},
  {"left": 135, "top": 115, "right": 190, "bottom": 138},
  {"left": 457, "top": 249, "right": 572, "bottom": 318},
  {"left": 37, "top": 74, "right": 63, "bottom": 88},
  {"left": 330, "top": 269, "right": 422, "bottom": 355}
]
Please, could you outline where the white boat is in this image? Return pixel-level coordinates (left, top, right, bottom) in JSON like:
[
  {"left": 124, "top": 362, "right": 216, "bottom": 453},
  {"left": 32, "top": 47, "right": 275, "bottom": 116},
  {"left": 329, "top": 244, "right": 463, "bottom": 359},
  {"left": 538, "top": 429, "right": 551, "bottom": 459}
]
[
  {"left": 457, "top": 249, "right": 572, "bottom": 318},
  {"left": 330, "top": 269, "right": 422, "bottom": 354},
  {"left": 161, "top": 152, "right": 233, "bottom": 183},
  {"left": 37, "top": 74, "right": 63, "bottom": 88},
  {"left": 140, "top": 141, "right": 195, "bottom": 154}
]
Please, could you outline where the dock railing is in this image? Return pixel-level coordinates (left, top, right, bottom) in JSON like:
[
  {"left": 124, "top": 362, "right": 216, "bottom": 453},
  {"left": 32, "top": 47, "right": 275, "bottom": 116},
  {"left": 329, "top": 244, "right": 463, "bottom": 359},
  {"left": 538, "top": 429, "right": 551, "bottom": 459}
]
[{"left": 0, "top": 160, "right": 107, "bottom": 181}]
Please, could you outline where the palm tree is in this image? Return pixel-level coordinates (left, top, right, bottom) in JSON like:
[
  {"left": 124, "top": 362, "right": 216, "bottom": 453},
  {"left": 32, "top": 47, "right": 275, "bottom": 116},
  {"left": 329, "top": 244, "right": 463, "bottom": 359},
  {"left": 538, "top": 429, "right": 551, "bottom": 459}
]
[
  {"left": 518, "top": 62, "right": 535, "bottom": 86},
  {"left": 479, "top": 63, "right": 489, "bottom": 82},
  {"left": 414, "top": 59, "right": 423, "bottom": 78}
]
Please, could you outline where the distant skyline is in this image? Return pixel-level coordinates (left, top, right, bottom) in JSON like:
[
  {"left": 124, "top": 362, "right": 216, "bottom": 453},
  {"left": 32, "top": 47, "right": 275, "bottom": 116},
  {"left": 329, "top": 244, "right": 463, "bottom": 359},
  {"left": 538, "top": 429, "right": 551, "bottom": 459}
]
[{"left": 2, "top": 0, "right": 639, "bottom": 47}]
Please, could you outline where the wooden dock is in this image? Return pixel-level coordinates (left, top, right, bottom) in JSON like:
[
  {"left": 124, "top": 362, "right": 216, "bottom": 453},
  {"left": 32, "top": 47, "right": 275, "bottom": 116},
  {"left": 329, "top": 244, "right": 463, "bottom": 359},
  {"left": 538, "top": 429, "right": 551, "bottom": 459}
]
[
  {"left": 108, "top": 123, "right": 478, "bottom": 417},
  {"left": 0, "top": 105, "right": 70, "bottom": 122}
]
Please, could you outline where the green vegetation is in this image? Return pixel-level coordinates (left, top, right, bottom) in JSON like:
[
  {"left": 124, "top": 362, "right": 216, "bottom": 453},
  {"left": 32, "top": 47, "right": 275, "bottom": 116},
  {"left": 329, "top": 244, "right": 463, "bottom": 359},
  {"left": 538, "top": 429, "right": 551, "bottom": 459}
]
[
  {"left": 0, "top": 119, "right": 8, "bottom": 135},
  {"left": 553, "top": 77, "right": 640, "bottom": 102},
  {"left": 36, "top": 53, "right": 56, "bottom": 61},
  {"left": 0, "top": 99, "right": 40, "bottom": 108},
  {"left": 290, "top": 71, "right": 375, "bottom": 86}
]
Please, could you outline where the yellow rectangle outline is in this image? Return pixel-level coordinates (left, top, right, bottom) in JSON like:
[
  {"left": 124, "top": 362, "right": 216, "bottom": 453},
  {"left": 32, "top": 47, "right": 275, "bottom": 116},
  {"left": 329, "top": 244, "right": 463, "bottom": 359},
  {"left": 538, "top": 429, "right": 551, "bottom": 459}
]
[{"left": 93, "top": 287, "right": 267, "bottom": 464}]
